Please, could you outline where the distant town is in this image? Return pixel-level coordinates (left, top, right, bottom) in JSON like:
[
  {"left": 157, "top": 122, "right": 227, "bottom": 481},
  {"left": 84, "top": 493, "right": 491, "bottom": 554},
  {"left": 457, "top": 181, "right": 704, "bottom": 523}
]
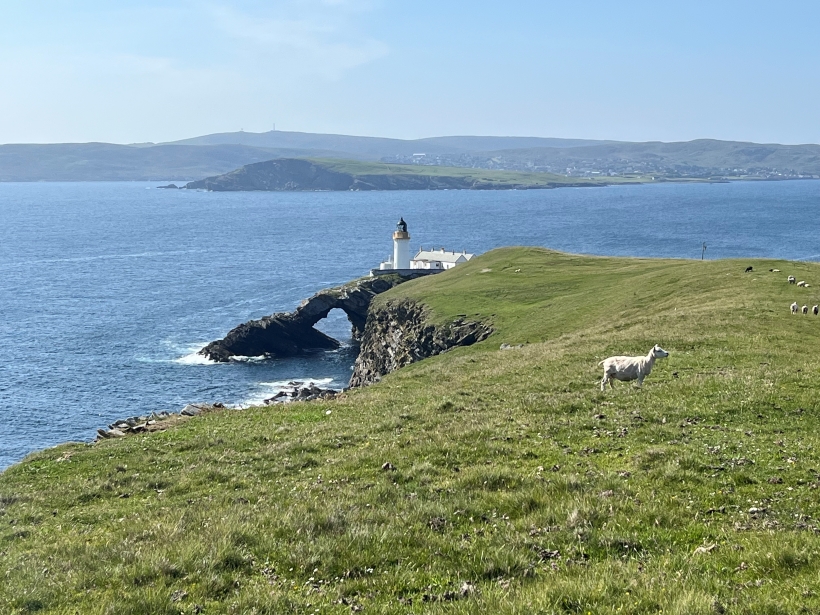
[{"left": 381, "top": 152, "right": 819, "bottom": 181}]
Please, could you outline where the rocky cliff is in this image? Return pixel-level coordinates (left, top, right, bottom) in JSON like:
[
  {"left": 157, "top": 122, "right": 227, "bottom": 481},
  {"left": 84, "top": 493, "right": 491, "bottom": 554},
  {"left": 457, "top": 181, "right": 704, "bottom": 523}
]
[
  {"left": 199, "top": 273, "right": 433, "bottom": 362},
  {"left": 349, "top": 299, "right": 493, "bottom": 387}
]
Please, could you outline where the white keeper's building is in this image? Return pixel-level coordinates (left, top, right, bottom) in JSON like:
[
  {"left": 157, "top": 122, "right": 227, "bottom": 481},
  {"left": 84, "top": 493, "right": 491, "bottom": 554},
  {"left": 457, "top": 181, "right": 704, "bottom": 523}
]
[
  {"left": 376, "top": 218, "right": 475, "bottom": 274},
  {"left": 410, "top": 248, "right": 474, "bottom": 270}
]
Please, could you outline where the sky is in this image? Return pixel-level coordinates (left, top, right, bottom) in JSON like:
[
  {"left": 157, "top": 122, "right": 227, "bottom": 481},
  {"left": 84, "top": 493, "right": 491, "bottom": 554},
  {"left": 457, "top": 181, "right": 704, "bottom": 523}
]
[{"left": 1, "top": 0, "right": 819, "bottom": 145}]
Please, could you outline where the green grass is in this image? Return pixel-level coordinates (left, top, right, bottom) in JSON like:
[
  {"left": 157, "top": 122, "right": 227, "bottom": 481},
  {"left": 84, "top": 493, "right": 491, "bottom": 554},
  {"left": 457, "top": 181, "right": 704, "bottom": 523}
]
[
  {"left": 3, "top": 248, "right": 820, "bottom": 614},
  {"left": 313, "top": 158, "right": 647, "bottom": 188}
]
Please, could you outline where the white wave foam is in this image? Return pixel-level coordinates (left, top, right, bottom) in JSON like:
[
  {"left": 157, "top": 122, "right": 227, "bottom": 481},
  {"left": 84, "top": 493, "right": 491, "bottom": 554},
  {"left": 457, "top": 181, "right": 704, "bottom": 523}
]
[
  {"left": 175, "top": 351, "right": 216, "bottom": 365},
  {"left": 236, "top": 377, "right": 337, "bottom": 408},
  {"left": 229, "top": 355, "right": 267, "bottom": 363},
  {"left": 258, "top": 377, "right": 334, "bottom": 388}
]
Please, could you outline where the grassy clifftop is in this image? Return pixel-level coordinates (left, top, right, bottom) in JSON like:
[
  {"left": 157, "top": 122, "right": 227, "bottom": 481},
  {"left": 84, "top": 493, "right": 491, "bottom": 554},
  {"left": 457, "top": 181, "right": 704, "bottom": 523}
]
[{"left": 4, "top": 248, "right": 820, "bottom": 614}]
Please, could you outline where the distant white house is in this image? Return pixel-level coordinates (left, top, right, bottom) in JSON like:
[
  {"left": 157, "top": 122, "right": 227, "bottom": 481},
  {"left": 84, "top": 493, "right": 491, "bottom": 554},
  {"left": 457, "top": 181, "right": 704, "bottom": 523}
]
[{"left": 411, "top": 247, "right": 474, "bottom": 270}]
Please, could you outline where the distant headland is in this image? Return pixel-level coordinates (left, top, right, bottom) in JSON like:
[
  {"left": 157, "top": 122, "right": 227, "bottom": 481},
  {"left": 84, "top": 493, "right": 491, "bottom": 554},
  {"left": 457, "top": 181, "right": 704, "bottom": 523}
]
[{"left": 179, "top": 158, "right": 629, "bottom": 192}]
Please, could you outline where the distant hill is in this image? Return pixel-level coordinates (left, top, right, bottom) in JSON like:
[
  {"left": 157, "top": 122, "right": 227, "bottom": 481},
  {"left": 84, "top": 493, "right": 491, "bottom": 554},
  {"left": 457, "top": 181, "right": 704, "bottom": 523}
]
[
  {"left": 0, "top": 130, "right": 818, "bottom": 182},
  {"left": 0, "top": 142, "right": 358, "bottom": 182},
  {"left": 183, "top": 158, "right": 619, "bottom": 191},
  {"left": 167, "top": 130, "right": 607, "bottom": 158}
]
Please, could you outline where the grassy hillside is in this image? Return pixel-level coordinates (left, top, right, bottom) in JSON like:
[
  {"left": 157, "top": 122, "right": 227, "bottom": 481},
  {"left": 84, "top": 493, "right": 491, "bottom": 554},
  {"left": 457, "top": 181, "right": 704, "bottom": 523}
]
[{"left": 4, "top": 248, "right": 820, "bottom": 614}]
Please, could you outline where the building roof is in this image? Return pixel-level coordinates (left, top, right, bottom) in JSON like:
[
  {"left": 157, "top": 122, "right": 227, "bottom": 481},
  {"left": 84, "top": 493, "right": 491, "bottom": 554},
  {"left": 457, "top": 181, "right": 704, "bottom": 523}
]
[{"left": 412, "top": 248, "right": 474, "bottom": 264}]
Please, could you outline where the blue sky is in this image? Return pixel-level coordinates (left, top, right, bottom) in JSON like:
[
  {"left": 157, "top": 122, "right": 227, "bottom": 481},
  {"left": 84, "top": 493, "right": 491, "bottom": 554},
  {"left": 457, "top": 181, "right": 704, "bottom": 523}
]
[{"left": 1, "top": 0, "right": 818, "bottom": 144}]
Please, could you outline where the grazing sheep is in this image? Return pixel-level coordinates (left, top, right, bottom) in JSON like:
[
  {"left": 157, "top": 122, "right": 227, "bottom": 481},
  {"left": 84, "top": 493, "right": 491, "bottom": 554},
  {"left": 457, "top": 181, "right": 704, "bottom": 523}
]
[
  {"left": 791, "top": 302, "right": 799, "bottom": 314},
  {"left": 789, "top": 276, "right": 796, "bottom": 284},
  {"left": 745, "top": 266, "right": 753, "bottom": 273},
  {"left": 599, "top": 345, "right": 669, "bottom": 391},
  {"left": 803, "top": 305, "right": 809, "bottom": 315},
  {"left": 798, "top": 281, "right": 807, "bottom": 287},
  {"left": 771, "top": 269, "right": 781, "bottom": 272},
  {"left": 813, "top": 305, "right": 818, "bottom": 315}
]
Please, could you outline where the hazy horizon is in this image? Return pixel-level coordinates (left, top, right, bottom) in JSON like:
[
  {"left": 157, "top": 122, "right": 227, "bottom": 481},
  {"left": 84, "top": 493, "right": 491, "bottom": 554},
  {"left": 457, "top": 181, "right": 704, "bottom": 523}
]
[
  {"left": 2, "top": 1, "right": 819, "bottom": 145},
  {"left": 2, "top": 129, "right": 819, "bottom": 149}
]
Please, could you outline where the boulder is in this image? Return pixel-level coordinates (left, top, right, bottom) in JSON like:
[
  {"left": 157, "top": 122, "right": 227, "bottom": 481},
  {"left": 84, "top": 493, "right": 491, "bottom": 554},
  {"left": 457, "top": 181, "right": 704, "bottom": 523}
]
[
  {"left": 97, "top": 428, "right": 126, "bottom": 439},
  {"left": 181, "top": 404, "right": 205, "bottom": 416}
]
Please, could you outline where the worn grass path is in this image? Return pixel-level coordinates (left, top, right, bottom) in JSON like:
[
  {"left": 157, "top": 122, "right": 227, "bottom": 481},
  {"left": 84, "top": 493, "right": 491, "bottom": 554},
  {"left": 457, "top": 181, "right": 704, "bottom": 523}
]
[{"left": 3, "top": 248, "right": 820, "bottom": 614}]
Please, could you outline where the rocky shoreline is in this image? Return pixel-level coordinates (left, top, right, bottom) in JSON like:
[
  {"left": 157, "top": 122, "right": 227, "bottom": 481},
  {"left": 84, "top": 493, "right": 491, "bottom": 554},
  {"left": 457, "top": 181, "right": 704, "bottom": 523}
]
[
  {"left": 95, "top": 383, "right": 341, "bottom": 441},
  {"left": 94, "top": 274, "right": 492, "bottom": 442}
]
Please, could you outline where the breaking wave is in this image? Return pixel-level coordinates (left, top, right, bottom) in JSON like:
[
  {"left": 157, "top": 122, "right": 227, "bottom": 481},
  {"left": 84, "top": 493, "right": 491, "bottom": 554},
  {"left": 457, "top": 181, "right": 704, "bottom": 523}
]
[{"left": 237, "top": 377, "right": 336, "bottom": 408}]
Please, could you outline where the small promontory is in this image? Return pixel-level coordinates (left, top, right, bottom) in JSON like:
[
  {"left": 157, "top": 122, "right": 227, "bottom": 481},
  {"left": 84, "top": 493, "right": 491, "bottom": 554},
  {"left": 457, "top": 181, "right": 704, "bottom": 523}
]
[{"left": 184, "top": 158, "right": 609, "bottom": 191}]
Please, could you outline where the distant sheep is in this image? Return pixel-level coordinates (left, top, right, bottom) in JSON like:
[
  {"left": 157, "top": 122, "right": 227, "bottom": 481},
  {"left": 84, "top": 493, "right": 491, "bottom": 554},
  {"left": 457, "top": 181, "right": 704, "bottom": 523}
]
[
  {"left": 798, "top": 281, "right": 808, "bottom": 287},
  {"left": 599, "top": 345, "right": 669, "bottom": 391},
  {"left": 770, "top": 269, "right": 781, "bottom": 272},
  {"left": 813, "top": 305, "right": 818, "bottom": 316},
  {"left": 791, "top": 302, "right": 799, "bottom": 314},
  {"left": 803, "top": 305, "right": 809, "bottom": 315},
  {"left": 789, "top": 276, "right": 796, "bottom": 284},
  {"left": 745, "top": 266, "right": 753, "bottom": 273}
]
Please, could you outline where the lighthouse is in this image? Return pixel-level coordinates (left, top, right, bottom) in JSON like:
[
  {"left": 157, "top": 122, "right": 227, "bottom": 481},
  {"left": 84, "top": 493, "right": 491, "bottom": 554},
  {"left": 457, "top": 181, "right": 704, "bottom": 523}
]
[{"left": 392, "top": 217, "right": 411, "bottom": 270}]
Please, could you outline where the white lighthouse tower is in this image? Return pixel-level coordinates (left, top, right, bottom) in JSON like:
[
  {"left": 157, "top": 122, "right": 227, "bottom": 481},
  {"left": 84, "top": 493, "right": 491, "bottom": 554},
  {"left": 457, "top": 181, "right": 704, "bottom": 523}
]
[{"left": 392, "top": 217, "right": 411, "bottom": 270}]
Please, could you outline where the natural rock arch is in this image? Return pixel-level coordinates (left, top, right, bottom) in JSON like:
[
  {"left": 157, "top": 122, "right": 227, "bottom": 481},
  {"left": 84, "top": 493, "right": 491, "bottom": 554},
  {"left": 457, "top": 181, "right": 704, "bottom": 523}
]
[{"left": 199, "top": 273, "right": 432, "bottom": 362}]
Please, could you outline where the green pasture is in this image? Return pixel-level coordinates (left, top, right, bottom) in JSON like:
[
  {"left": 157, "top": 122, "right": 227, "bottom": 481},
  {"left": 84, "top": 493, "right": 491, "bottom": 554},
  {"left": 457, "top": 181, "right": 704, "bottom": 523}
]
[
  {"left": 3, "top": 248, "right": 820, "bottom": 614},
  {"left": 314, "top": 159, "right": 645, "bottom": 188}
]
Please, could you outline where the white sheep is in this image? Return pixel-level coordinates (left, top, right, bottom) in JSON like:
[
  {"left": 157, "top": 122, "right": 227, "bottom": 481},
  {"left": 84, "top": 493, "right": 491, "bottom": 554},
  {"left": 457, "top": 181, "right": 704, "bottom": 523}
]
[
  {"left": 791, "top": 302, "right": 799, "bottom": 314},
  {"left": 803, "top": 305, "right": 809, "bottom": 315},
  {"left": 599, "top": 345, "right": 669, "bottom": 391},
  {"left": 813, "top": 305, "right": 819, "bottom": 316},
  {"left": 789, "top": 276, "right": 796, "bottom": 284},
  {"left": 797, "top": 281, "right": 807, "bottom": 287}
]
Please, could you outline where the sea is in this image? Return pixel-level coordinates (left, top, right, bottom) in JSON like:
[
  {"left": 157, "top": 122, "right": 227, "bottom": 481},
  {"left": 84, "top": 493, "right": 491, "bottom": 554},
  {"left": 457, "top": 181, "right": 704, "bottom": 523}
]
[{"left": 1, "top": 179, "right": 819, "bottom": 469}]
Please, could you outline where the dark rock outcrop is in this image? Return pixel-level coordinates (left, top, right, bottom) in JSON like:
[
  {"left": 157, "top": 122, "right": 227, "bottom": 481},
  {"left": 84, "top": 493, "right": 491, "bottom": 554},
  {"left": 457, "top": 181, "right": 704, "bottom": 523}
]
[
  {"left": 349, "top": 299, "right": 493, "bottom": 387},
  {"left": 200, "top": 273, "right": 433, "bottom": 362},
  {"left": 186, "top": 159, "right": 354, "bottom": 191},
  {"left": 263, "top": 381, "right": 339, "bottom": 404}
]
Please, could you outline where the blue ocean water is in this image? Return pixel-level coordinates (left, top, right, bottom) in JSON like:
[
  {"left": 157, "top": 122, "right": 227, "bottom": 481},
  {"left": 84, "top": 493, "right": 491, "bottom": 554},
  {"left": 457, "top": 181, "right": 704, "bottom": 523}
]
[{"left": 1, "top": 179, "right": 818, "bottom": 469}]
